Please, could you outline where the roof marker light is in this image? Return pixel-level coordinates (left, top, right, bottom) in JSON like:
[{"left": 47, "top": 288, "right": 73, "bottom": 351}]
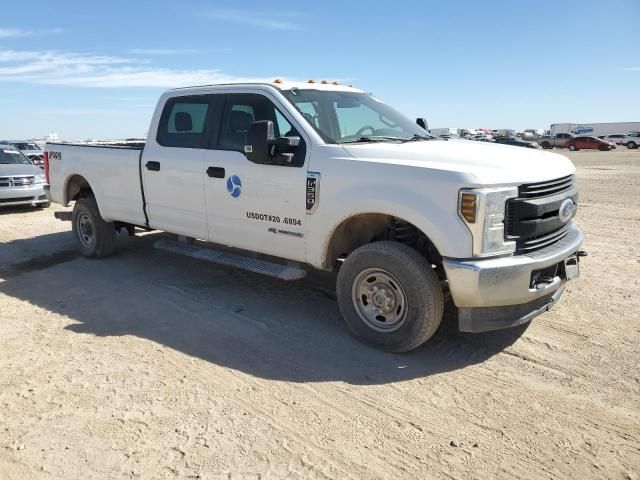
[
  {"left": 321, "top": 80, "right": 328, "bottom": 84},
  {"left": 273, "top": 78, "right": 282, "bottom": 84},
  {"left": 332, "top": 81, "right": 339, "bottom": 85},
  {"left": 307, "top": 79, "right": 315, "bottom": 83}
]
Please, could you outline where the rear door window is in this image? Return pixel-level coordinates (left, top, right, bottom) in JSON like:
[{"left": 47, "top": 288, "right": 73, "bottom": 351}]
[{"left": 157, "top": 97, "right": 212, "bottom": 148}]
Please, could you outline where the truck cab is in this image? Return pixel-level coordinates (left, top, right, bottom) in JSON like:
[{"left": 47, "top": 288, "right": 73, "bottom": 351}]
[
  {"left": 46, "top": 81, "right": 585, "bottom": 352},
  {"left": 538, "top": 133, "right": 574, "bottom": 149}
]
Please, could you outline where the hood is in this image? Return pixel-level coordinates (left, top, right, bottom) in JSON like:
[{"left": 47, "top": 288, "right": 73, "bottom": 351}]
[
  {"left": 0, "top": 162, "right": 41, "bottom": 177},
  {"left": 340, "top": 139, "right": 575, "bottom": 185}
]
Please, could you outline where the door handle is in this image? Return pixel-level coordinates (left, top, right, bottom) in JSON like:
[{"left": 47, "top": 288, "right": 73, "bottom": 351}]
[
  {"left": 145, "top": 161, "right": 160, "bottom": 171},
  {"left": 207, "top": 166, "right": 225, "bottom": 178}
]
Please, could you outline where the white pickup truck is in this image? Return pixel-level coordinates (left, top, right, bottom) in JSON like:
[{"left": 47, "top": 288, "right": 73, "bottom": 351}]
[{"left": 45, "top": 81, "right": 585, "bottom": 352}]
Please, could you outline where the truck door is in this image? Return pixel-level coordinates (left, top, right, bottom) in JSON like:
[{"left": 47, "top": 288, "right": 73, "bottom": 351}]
[
  {"left": 142, "top": 95, "right": 220, "bottom": 239},
  {"left": 203, "top": 92, "right": 309, "bottom": 262}
]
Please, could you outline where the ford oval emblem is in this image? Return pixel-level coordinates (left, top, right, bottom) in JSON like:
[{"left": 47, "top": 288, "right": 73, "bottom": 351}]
[{"left": 558, "top": 199, "right": 575, "bottom": 223}]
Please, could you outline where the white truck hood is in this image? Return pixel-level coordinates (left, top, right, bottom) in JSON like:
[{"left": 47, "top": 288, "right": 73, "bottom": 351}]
[
  {"left": 341, "top": 140, "right": 575, "bottom": 185},
  {"left": 0, "top": 163, "right": 41, "bottom": 177}
]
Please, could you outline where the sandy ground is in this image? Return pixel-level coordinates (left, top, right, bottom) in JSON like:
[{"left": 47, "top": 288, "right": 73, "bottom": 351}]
[{"left": 0, "top": 148, "right": 639, "bottom": 479}]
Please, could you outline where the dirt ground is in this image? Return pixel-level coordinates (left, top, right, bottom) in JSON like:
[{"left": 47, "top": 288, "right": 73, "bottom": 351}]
[{"left": 1, "top": 148, "right": 639, "bottom": 479}]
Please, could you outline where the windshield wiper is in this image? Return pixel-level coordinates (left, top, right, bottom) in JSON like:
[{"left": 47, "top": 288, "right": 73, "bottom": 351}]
[
  {"left": 400, "top": 134, "right": 436, "bottom": 143},
  {"left": 339, "top": 136, "right": 389, "bottom": 144}
]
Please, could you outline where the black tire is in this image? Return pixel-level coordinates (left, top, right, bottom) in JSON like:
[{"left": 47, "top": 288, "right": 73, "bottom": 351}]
[
  {"left": 71, "top": 197, "right": 116, "bottom": 258},
  {"left": 569, "top": 144, "right": 577, "bottom": 151},
  {"left": 37, "top": 202, "right": 51, "bottom": 208},
  {"left": 541, "top": 142, "right": 551, "bottom": 149},
  {"left": 628, "top": 141, "right": 637, "bottom": 149},
  {"left": 336, "top": 241, "right": 444, "bottom": 353}
]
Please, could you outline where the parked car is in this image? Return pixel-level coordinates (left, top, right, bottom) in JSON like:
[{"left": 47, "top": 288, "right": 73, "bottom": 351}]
[
  {"left": 564, "top": 136, "right": 613, "bottom": 151},
  {"left": 45, "top": 80, "right": 584, "bottom": 352},
  {"left": 599, "top": 134, "right": 626, "bottom": 145},
  {"left": 0, "top": 145, "right": 49, "bottom": 208},
  {"left": 494, "top": 136, "right": 540, "bottom": 149},
  {"left": 537, "top": 133, "right": 574, "bottom": 149},
  {"left": 622, "top": 132, "right": 640, "bottom": 149},
  {"left": 9, "top": 141, "right": 45, "bottom": 166}
]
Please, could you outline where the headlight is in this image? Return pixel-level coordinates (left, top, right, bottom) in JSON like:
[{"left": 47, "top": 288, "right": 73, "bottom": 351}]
[
  {"left": 458, "top": 187, "right": 518, "bottom": 257},
  {"left": 34, "top": 174, "right": 46, "bottom": 185}
]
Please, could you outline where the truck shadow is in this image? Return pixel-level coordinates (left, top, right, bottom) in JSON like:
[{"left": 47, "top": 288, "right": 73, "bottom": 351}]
[
  {"left": 0, "top": 231, "right": 529, "bottom": 385},
  {"left": 0, "top": 205, "right": 47, "bottom": 215}
]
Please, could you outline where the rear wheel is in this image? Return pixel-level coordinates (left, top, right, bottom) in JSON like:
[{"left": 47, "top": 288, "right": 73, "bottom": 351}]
[
  {"left": 72, "top": 197, "right": 116, "bottom": 258},
  {"left": 628, "top": 141, "right": 637, "bottom": 149},
  {"left": 336, "top": 241, "right": 444, "bottom": 353}
]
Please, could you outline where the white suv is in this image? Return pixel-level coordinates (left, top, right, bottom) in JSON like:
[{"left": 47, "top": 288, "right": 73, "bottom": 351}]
[
  {"left": 602, "top": 134, "right": 626, "bottom": 145},
  {"left": 622, "top": 132, "right": 640, "bottom": 149}
]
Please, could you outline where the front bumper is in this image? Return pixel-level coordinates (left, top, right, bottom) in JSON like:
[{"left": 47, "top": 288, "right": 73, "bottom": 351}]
[
  {"left": 0, "top": 184, "right": 48, "bottom": 207},
  {"left": 442, "top": 224, "right": 584, "bottom": 332}
]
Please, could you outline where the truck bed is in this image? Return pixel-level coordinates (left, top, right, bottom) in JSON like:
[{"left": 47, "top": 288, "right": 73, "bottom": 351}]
[
  {"left": 48, "top": 141, "right": 146, "bottom": 150},
  {"left": 46, "top": 142, "right": 147, "bottom": 227}
]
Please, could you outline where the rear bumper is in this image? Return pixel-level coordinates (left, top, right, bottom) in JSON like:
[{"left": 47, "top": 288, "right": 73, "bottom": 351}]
[
  {"left": 0, "top": 185, "right": 48, "bottom": 207},
  {"left": 442, "top": 224, "right": 584, "bottom": 332}
]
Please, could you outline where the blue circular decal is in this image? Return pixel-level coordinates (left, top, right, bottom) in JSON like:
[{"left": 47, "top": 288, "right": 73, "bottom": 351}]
[{"left": 226, "top": 175, "right": 242, "bottom": 198}]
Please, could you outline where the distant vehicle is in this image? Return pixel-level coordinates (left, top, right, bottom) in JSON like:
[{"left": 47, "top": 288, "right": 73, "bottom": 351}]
[
  {"left": 620, "top": 132, "right": 640, "bottom": 149},
  {"left": 459, "top": 128, "right": 479, "bottom": 138},
  {"left": 538, "top": 133, "right": 574, "bottom": 149},
  {"left": 470, "top": 134, "right": 494, "bottom": 142},
  {"left": 550, "top": 122, "right": 640, "bottom": 138},
  {"left": 494, "top": 136, "right": 540, "bottom": 149},
  {"left": 599, "top": 134, "right": 626, "bottom": 145},
  {"left": 9, "top": 141, "right": 45, "bottom": 166},
  {"left": 429, "top": 127, "right": 459, "bottom": 138},
  {"left": 523, "top": 129, "right": 545, "bottom": 138},
  {"left": 0, "top": 145, "right": 49, "bottom": 208},
  {"left": 564, "top": 136, "right": 613, "bottom": 151}
]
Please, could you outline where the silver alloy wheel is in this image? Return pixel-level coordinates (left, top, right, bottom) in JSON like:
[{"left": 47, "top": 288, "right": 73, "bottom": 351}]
[
  {"left": 351, "top": 268, "right": 408, "bottom": 332},
  {"left": 76, "top": 212, "right": 95, "bottom": 248}
]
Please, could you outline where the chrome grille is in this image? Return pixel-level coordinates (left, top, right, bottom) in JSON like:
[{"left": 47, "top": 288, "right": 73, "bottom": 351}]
[
  {"left": 517, "top": 225, "right": 571, "bottom": 253},
  {"left": 518, "top": 174, "right": 574, "bottom": 199},
  {"left": 0, "top": 176, "right": 35, "bottom": 188},
  {"left": 507, "top": 175, "right": 578, "bottom": 254}
]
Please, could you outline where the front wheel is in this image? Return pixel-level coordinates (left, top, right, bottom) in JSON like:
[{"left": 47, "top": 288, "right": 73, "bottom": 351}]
[
  {"left": 569, "top": 144, "right": 577, "bottom": 151},
  {"left": 628, "top": 141, "right": 637, "bottom": 149},
  {"left": 541, "top": 142, "right": 551, "bottom": 149},
  {"left": 336, "top": 241, "right": 444, "bottom": 352},
  {"left": 72, "top": 197, "right": 117, "bottom": 258}
]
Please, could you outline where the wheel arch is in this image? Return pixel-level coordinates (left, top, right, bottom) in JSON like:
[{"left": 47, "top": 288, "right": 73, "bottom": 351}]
[
  {"left": 64, "top": 174, "right": 94, "bottom": 205},
  {"left": 320, "top": 212, "right": 445, "bottom": 270}
]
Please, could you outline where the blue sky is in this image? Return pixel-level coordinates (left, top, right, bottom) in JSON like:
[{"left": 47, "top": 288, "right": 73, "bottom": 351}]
[{"left": 1, "top": 0, "right": 638, "bottom": 140}]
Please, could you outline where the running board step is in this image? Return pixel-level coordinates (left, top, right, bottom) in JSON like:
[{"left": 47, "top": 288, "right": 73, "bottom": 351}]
[{"left": 153, "top": 239, "right": 306, "bottom": 281}]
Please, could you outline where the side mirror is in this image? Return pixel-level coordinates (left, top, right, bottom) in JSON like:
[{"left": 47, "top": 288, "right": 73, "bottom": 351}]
[
  {"left": 416, "top": 117, "right": 429, "bottom": 131},
  {"left": 245, "top": 120, "right": 301, "bottom": 165},
  {"left": 245, "top": 120, "right": 274, "bottom": 164}
]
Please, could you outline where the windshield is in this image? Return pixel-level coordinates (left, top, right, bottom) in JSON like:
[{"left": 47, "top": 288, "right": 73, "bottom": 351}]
[
  {"left": 11, "top": 142, "right": 41, "bottom": 151},
  {"left": 0, "top": 148, "right": 32, "bottom": 165},
  {"left": 282, "top": 89, "right": 433, "bottom": 144}
]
